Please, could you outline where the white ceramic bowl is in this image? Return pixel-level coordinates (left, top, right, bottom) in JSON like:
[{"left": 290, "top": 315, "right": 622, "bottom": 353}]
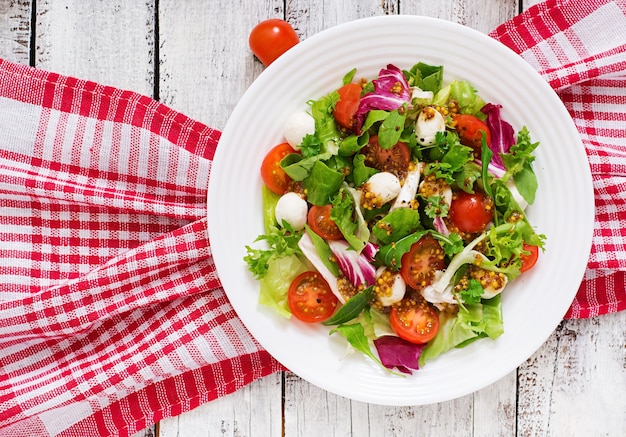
[{"left": 207, "top": 15, "right": 594, "bottom": 405}]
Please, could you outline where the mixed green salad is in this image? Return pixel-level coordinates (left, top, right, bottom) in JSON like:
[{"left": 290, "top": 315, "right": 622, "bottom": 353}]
[{"left": 245, "top": 61, "right": 545, "bottom": 374}]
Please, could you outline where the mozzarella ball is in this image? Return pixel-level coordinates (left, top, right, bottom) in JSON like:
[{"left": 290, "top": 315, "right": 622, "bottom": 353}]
[
  {"left": 362, "top": 172, "right": 401, "bottom": 209},
  {"left": 374, "top": 267, "right": 406, "bottom": 307},
  {"left": 415, "top": 107, "right": 446, "bottom": 146},
  {"left": 274, "top": 192, "right": 308, "bottom": 230},
  {"left": 284, "top": 111, "right": 315, "bottom": 149}
]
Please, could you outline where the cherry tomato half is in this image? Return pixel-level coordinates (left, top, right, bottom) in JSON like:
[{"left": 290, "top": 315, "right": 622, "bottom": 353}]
[
  {"left": 454, "top": 114, "right": 491, "bottom": 157},
  {"left": 333, "top": 83, "right": 362, "bottom": 130},
  {"left": 308, "top": 204, "right": 343, "bottom": 240},
  {"left": 361, "top": 135, "right": 411, "bottom": 176},
  {"left": 400, "top": 234, "right": 445, "bottom": 290},
  {"left": 260, "top": 142, "right": 297, "bottom": 195},
  {"left": 389, "top": 294, "right": 440, "bottom": 344},
  {"left": 288, "top": 271, "right": 338, "bottom": 323},
  {"left": 249, "top": 19, "right": 299, "bottom": 66},
  {"left": 520, "top": 243, "right": 539, "bottom": 272},
  {"left": 448, "top": 190, "right": 494, "bottom": 234}
]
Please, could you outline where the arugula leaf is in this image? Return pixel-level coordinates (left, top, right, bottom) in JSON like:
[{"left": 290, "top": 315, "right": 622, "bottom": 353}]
[
  {"left": 361, "top": 109, "right": 389, "bottom": 132},
  {"left": 308, "top": 91, "right": 341, "bottom": 155},
  {"left": 501, "top": 126, "right": 539, "bottom": 205},
  {"left": 405, "top": 62, "right": 444, "bottom": 93},
  {"left": 330, "top": 323, "right": 384, "bottom": 366},
  {"left": 378, "top": 107, "right": 407, "bottom": 149},
  {"left": 424, "top": 133, "right": 474, "bottom": 184},
  {"left": 330, "top": 187, "right": 370, "bottom": 252},
  {"left": 454, "top": 161, "right": 481, "bottom": 193},
  {"left": 480, "top": 133, "right": 494, "bottom": 199},
  {"left": 323, "top": 286, "right": 375, "bottom": 325},
  {"left": 431, "top": 231, "right": 464, "bottom": 257},
  {"left": 376, "top": 230, "right": 428, "bottom": 270},
  {"left": 343, "top": 68, "right": 357, "bottom": 85},
  {"left": 352, "top": 154, "right": 378, "bottom": 187},
  {"left": 338, "top": 134, "right": 362, "bottom": 156}
]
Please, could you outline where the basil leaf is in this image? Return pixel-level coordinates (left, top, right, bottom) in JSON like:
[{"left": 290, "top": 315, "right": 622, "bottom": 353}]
[{"left": 323, "top": 286, "right": 375, "bottom": 326}]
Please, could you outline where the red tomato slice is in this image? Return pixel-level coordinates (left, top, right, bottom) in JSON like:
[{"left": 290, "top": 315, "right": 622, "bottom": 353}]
[
  {"left": 333, "top": 83, "right": 362, "bottom": 130},
  {"left": 260, "top": 142, "right": 296, "bottom": 195},
  {"left": 249, "top": 19, "right": 299, "bottom": 66},
  {"left": 520, "top": 243, "right": 539, "bottom": 272},
  {"left": 448, "top": 190, "right": 494, "bottom": 234},
  {"left": 390, "top": 294, "right": 440, "bottom": 344},
  {"left": 308, "top": 205, "right": 343, "bottom": 240},
  {"left": 400, "top": 234, "right": 445, "bottom": 290},
  {"left": 454, "top": 114, "right": 491, "bottom": 157},
  {"left": 361, "top": 135, "right": 411, "bottom": 176},
  {"left": 288, "top": 271, "right": 338, "bottom": 323}
]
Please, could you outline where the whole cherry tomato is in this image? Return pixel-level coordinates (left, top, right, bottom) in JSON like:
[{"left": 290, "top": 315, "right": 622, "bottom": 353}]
[{"left": 249, "top": 19, "right": 299, "bottom": 66}]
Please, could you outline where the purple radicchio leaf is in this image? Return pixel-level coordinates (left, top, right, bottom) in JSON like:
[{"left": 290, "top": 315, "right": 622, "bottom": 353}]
[
  {"left": 328, "top": 240, "right": 378, "bottom": 288},
  {"left": 361, "top": 241, "right": 380, "bottom": 262},
  {"left": 481, "top": 103, "right": 516, "bottom": 171},
  {"left": 373, "top": 335, "right": 426, "bottom": 375},
  {"left": 354, "top": 64, "right": 411, "bottom": 132},
  {"left": 432, "top": 216, "right": 450, "bottom": 236}
]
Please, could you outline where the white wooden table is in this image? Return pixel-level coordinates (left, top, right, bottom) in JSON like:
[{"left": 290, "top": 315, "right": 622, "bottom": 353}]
[{"left": 1, "top": 1, "right": 624, "bottom": 436}]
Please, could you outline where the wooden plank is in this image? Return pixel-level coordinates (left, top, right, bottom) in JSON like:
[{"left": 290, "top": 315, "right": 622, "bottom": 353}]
[
  {"left": 156, "top": 1, "right": 285, "bottom": 434},
  {"left": 158, "top": 374, "right": 284, "bottom": 437},
  {"left": 34, "top": 0, "right": 155, "bottom": 96},
  {"left": 517, "top": 311, "right": 626, "bottom": 436},
  {"left": 402, "top": 0, "right": 518, "bottom": 33},
  {"left": 157, "top": 0, "right": 282, "bottom": 128},
  {"left": 0, "top": 0, "right": 31, "bottom": 64}
]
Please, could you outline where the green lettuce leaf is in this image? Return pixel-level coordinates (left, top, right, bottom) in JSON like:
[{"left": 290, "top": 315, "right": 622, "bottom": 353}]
[
  {"left": 258, "top": 254, "right": 309, "bottom": 318},
  {"left": 419, "top": 294, "right": 503, "bottom": 366}
]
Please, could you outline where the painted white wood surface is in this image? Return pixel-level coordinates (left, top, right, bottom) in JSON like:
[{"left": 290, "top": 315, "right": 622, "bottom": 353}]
[{"left": 0, "top": 1, "right": 624, "bottom": 436}]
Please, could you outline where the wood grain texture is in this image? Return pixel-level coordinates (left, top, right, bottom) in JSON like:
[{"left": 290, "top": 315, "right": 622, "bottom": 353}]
[
  {"left": 35, "top": 0, "right": 155, "bottom": 96},
  {"left": 0, "top": 0, "right": 31, "bottom": 64}
]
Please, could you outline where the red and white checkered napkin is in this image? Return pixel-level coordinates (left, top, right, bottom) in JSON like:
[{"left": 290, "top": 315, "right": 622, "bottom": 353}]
[
  {"left": 0, "top": 0, "right": 625, "bottom": 435},
  {"left": 490, "top": 0, "right": 626, "bottom": 318},
  {"left": 0, "top": 61, "right": 282, "bottom": 436}
]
